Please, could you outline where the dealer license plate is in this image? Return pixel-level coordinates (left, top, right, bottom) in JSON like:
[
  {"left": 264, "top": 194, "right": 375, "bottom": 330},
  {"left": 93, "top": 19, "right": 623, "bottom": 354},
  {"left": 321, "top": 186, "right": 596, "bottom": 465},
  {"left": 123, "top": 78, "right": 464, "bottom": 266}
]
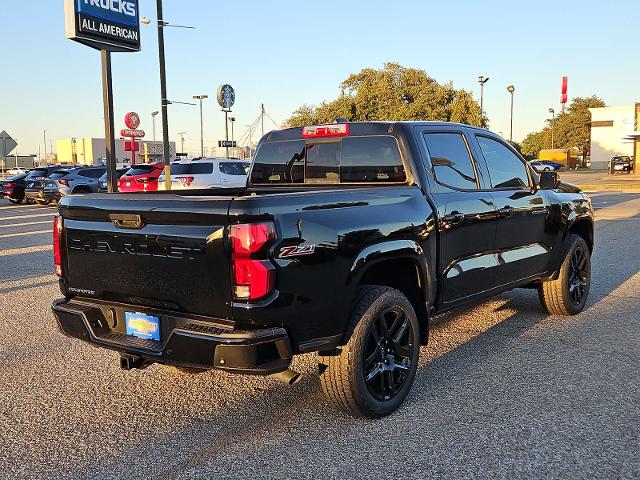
[{"left": 125, "top": 312, "right": 160, "bottom": 341}]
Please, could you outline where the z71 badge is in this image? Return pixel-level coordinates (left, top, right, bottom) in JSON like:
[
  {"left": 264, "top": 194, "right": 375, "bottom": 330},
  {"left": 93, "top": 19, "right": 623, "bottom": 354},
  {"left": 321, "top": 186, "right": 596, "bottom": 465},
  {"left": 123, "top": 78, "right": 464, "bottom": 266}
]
[{"left": 279, "top": 244, "right": 316, "bottom": 258}]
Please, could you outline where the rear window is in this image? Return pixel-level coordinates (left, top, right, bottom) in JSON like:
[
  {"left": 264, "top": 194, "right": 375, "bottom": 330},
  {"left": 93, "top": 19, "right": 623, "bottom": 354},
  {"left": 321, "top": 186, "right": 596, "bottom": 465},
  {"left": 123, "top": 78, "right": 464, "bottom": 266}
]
[
  {"left": 125, "top": 165, "right": 159, "bottom": 176},
  {"left": 251, "top": 136, "right": 405, "bottom": 185},
  {"left": 170, "top": 163, "right": 214, "bottom": 175},
  {"left": 219, "top": 162, "right": 250, "bottom": 175},
  {"left": 25, "top": 169, "right": 50, "bottom": 180},
  {"left": 48, "top": 170, "right": 72, "bottom": 180}
]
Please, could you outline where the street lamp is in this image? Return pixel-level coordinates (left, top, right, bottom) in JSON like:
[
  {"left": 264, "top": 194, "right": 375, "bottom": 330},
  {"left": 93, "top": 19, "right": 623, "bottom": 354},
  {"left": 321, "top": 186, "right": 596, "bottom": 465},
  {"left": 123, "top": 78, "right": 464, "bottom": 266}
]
[
  {"left": 178, "top": 131, "right": 186, "bottom": 155},
  {"left": 478, "top": 75, "right": 490, "bottom": 127},
  {"left": 43, "top": 130, "right": 47, "bottom": 163},
  {"left": 549, "top": 108, "right": 555, "bottom": 149},
  {"left": 140, "top": 7, "right": 195, "bottom": 191},
  {"left": 151, "top": 111, "right": 159, "bottom": 142},
  {"left": 506, "top": 85, "right": 515, "bottom": 142},
  {"left": 193, "top": 95, "right": 208, "bottom": 157},
  {"left": 229, "top": 116, "right": 235, "bottom": 157}
]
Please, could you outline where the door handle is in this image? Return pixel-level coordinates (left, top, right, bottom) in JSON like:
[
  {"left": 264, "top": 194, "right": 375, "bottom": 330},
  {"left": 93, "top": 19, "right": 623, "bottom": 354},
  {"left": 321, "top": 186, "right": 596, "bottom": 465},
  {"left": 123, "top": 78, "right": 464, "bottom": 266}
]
[
  {"left": 498, "top": 206, "right": 514, "bottom": 218},
  {"left": 443, "top": 212, "right": 464, "bottom": 225}
]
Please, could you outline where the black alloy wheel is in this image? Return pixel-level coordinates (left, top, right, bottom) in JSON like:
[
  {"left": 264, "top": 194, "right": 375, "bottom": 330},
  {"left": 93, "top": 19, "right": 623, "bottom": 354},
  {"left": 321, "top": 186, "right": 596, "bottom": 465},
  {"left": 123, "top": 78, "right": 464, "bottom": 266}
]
[
  {"left": 568, "top": 245, "right": 589, "bottom": 306},
  {"left": 363, "top": 306, "right": 414, "bottom": 402}
]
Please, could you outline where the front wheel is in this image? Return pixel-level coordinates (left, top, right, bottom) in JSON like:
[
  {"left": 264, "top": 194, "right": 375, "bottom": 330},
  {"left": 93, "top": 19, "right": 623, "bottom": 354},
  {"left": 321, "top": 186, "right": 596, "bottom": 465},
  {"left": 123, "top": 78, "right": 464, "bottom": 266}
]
[
  {"left": 538, "top": 234, "right": 591, "bottom": 315},
  {"left": 319, "top": 286, "right": 420, "bottom": 418}
]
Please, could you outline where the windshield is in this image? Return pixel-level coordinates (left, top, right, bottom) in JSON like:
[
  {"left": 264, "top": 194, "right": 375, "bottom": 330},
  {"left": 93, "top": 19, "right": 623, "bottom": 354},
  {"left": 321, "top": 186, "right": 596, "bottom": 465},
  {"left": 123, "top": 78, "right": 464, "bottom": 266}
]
[
  {"left": 219, "top": 162, "right": 250, "bottom": 175},
  {"left": 170, "top": 163, "right": 214, "bottom": 175}
]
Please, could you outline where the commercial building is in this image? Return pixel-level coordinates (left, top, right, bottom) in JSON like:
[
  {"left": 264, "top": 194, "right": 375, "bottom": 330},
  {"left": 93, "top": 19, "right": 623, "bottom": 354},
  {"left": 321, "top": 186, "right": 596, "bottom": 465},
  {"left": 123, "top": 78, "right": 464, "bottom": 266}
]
[
  {"left": 589, "top": 104, "right": 639, "bottom": 170},
  {"left": 56, "top": 138, "right": 176, "bottom": 166},
  {"left": 0, "top": 155, "right": 37, "bottom": 172}
]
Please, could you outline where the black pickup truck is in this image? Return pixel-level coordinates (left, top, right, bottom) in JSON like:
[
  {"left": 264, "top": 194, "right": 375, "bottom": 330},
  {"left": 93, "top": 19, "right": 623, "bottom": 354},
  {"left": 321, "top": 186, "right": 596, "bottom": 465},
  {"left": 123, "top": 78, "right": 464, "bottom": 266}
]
[{"left": 52, "top": 121, "right": 594, "bottom": 418}]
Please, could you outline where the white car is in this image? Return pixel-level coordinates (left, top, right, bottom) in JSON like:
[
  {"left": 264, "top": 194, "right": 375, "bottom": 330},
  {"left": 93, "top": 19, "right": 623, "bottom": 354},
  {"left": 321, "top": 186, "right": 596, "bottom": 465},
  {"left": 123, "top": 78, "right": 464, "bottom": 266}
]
[
  {"left": 7, "top": 167, "right": 29, "bottom": 175},
  {"left": 158, "top": 158, "right": 250, "bottom": 190}
]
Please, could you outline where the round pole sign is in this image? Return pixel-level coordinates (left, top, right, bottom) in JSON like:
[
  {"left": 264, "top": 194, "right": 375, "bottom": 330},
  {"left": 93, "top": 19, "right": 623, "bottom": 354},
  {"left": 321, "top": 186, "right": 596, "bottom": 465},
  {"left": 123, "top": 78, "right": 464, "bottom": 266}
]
[
  {"left": 124, "top": 112, "right": 141, "bottom": 129},
  {"left": 216, "top": 84, "right": 235, "bottom": 110}
]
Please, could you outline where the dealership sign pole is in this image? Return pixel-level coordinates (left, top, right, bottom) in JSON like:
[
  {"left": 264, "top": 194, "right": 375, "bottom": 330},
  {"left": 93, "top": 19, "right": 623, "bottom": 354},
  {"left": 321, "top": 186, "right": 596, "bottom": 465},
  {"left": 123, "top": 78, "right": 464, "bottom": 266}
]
[{"left": 64, "top": 0, "right": 141, "bottom": 192}]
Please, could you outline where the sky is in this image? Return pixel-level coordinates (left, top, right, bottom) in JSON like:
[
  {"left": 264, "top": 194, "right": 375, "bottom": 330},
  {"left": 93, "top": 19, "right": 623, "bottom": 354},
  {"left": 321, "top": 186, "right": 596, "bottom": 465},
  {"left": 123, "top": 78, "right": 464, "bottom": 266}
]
[{"left": 1, "top": 0, "right": 638, "bottom": 158}]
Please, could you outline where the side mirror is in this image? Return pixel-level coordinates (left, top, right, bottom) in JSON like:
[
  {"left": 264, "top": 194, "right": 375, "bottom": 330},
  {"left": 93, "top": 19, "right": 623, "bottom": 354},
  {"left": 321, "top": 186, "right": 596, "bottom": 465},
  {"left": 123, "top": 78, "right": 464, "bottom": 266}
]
[{"left": 538, "top": 170, "right": 558, "bottom": 189}]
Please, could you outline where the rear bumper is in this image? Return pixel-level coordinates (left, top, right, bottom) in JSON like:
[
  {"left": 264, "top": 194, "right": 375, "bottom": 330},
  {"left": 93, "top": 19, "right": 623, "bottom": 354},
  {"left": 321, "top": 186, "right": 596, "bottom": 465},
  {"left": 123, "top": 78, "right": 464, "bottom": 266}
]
[{"left": 52, "top": 298, "right": 293, "bottom": 375}]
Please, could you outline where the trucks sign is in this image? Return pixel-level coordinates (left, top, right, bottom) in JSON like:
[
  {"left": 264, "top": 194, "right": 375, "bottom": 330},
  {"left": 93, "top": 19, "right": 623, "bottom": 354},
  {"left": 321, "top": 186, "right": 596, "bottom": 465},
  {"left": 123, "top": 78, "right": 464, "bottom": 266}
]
[{"left": 64, "top": 0, "right": 141, "bottom": 52}]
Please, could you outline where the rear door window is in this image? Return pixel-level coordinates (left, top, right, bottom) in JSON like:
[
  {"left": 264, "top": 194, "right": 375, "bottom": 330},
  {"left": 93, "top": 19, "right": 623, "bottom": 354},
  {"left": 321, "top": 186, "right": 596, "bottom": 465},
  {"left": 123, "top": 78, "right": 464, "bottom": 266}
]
[
  {"left": 423, "top": 133, "right": 478, "bottom": 190},
  {"left": 477, "top": 136, "right": 530, "bottom": 189},
  {"left": 170, "top": 163, "right": 214, "bottom": 175},
  {"left": 250, "top": 136, "right": 405, "bottom": 185}
]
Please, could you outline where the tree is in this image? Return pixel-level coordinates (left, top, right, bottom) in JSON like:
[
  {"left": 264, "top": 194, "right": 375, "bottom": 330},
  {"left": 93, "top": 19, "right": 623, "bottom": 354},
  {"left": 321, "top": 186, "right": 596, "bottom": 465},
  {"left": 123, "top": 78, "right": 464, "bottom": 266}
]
[
  {"left": 521, "top": 96, "right": 605, "bottom": 159},
  {"left": 285, "top": 63, "right": 484, "bottom": 127}
]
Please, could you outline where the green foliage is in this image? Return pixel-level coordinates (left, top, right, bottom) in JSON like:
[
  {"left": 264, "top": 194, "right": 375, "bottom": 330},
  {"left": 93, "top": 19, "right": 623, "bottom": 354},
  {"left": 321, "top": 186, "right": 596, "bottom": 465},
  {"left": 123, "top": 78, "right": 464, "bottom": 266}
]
[
  {"left": 285, "top": 63, "right": 484, "bottom": 127},
  {"left": 521, "top": 96, "right": 605, "bottom": 159}
]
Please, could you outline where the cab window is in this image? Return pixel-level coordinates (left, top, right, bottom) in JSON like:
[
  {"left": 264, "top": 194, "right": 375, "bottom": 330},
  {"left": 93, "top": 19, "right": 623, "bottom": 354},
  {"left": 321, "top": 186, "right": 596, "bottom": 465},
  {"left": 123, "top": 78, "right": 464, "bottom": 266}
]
[
  {"left": 424, "top": 132, "right": 478, "bottom": 190},
  {"left": 477, "top": 136, "right": 530, "bottom": 189}
]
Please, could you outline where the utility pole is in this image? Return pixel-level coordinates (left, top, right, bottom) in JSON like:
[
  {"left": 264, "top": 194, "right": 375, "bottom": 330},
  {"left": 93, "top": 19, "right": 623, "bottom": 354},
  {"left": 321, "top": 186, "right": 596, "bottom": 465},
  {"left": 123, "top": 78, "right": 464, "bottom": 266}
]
[
  {"left": 224, "top": 109, "right": 230, "bottom": 158},
  {"left": 43, "top": 130, "right": 47, "bottom": 164},
  {"left": 549, "top": 108, "right": 555, "bottom": 149},
  {"left": 156, "top": 0, "right": 171, "bottom": 191},
  {"left": 229, "top": 117, "right": 235, "bottom": 157},
  {"left": 260, "top": 104, "right": 265, "bottom": 137},
  {"left": 507, "top": 85, "right": 515, "bottom": 142},
  {"left": 193, "top": 94, "right": 208, "bottom": 157}
]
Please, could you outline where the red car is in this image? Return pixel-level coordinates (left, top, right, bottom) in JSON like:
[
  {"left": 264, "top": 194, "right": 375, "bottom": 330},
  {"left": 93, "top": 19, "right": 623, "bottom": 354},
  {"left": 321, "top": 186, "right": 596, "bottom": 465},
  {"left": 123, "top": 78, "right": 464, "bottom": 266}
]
[{"left": 118, "top": 163, "right": 164, "bottom": 192}]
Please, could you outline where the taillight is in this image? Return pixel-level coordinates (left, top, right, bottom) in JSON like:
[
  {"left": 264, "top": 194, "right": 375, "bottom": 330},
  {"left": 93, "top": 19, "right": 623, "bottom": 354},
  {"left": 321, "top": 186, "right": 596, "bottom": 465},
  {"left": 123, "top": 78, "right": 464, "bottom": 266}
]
[
  {"left": 4, "top": 182, "right": 14, "bottom": 188},
  {"left": 230, "top": 223, "right": 276, "bottom": 301},
  {"left": 53, "top": 215, "right": 63, "bottom": 277},
  {"left": 58, "top": 179, "right": 69, "bottom": 186},
  {"left": 176, "top": 176, "right": 194, "bottom": 186},
  {"left": 302, "top": 123, "right": 350, "bottom": 138}
]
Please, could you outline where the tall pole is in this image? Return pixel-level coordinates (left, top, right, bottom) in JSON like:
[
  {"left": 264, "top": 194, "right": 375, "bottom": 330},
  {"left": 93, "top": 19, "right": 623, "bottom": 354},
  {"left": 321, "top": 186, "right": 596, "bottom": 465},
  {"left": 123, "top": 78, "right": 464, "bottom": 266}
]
[
  {"left": 230, "top": 117, "right": 235, "bottom": 157},
  {"left": 43, "top": 130, "right": 47, "bottom": 163},
  {"left": 156, "top": 0, "right": 171, "bottom": 191},
  {"left": 507, "top": 85, "right": 515, "bottom": 143},
  {"left": 224, "top": 110, "right": 229, "bottom": 158},
  {"left": 261, "top": 104, "right": 265, "bottom": 137},
  {"left": 478, "top": 76, "right": 489, "bottom": 128},
  {"left": 151, "top": 111, "right": 159, "bottom": 142},
  {"left": 549, "top": 108, "right": 555, "bottom": 149},
  {"left": 193, "top": 95, "right": 208, "bottom": 157},
  {"left": 101, "top": 49, "right": 117, "bottom": 192}
]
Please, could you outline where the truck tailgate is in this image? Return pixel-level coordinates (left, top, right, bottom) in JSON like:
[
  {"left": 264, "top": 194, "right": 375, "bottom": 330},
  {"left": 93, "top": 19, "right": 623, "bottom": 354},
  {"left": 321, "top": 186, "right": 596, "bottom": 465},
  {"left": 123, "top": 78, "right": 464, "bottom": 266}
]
[{"left": 59, "top": 193, "right": 233, "bottom": 319}]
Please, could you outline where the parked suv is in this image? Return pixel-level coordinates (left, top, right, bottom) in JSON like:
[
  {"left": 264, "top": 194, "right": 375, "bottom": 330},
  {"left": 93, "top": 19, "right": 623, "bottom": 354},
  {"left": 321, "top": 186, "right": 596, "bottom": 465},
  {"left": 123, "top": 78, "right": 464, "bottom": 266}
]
[
  {"left": 98, "top": 167, "right": 130, "bottom": 192},
  {"left": 118, "top": 163, "right": 164, "bottom": 192},
  {"left": 1, "top": 172, "right": 30, "bottom": 204},
  {"left": 24, "top": 166, "right": 74, "bottom": 205},
  {"left": 157, "top": 158, "right": 250, "bottom": 190},
  {"left": 41, "top": 166, "right": 106, "bottom": 202},
  {"left": 608, "top": 155, "right": 632, "bottom": 174}
]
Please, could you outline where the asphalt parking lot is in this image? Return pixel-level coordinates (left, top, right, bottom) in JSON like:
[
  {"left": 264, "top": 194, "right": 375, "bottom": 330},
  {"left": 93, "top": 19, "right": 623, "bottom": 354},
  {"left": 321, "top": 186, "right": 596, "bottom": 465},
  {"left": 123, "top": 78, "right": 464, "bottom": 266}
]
[{"left": 1, "top": 193, "right": 639, "bottom": 480}]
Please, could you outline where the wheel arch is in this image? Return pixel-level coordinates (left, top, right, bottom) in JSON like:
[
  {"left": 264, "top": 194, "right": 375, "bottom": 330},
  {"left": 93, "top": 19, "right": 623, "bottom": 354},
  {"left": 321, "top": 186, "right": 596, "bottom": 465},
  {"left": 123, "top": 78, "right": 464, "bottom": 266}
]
[
  {"left": 567, "top": 217, "right": 594, "bottom": 253},
  {"left": 347, "top": 240, "right": 431, "bottom": 345}
]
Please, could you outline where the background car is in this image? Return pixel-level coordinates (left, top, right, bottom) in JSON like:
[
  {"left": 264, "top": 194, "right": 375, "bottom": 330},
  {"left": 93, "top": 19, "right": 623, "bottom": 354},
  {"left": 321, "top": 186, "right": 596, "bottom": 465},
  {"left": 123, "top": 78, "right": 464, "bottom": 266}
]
[
  {"left": 24, "top": 166, "right": 74, "bottom": 205},
  {"left": 42, "top": 166, "right": 106, "bottom": 202},
  {"left": 608, "top": 155, "right": 632, "bottom": 174},
  {"left": 157, "top": 158, "right": 250, "bottom": 190},
  {"left": 98, "top": 167, "right": 130, "bottom": 192},
  {"left": 0, "top": 172, "right": 30, "bottom": 204},
  {"left": 529, "top": 159, "right": 564, "bottom": 172},
  {"left": 118, "top": 163, "right": 164, "bottom": 192}
]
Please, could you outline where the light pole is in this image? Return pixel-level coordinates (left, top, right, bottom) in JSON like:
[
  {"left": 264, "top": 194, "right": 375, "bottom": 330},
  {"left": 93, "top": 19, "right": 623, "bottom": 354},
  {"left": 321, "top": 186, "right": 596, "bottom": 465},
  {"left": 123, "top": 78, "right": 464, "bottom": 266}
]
[
  {"left": 507, "top": 85, "right": 515, "bottom": 142},
  {"left": 178, "top": 131, "right": 186, "bottom": 155},
  {"left": 478, "top": 75, "right": 489, "bottom": 127},
  {"left": 193, "top": 95, "right": 208, "bottom": 157},
  {"left": 151, "top": 111, "right": 159, "bottom": 142},
  {"left": 229, "top": 116, "right": 235, "bottom": 157},
  {"left": 549, "top": 108, "right": 555, "bottom": 149},
  {"left": 43, "top": 130, "right": 47, "bottom": 163}
]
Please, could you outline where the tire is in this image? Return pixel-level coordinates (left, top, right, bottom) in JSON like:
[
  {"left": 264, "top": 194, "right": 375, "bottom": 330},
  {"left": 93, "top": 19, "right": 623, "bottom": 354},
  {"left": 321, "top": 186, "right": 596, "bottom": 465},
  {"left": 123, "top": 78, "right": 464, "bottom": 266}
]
[
  {"left": 319, "top": 286, "right": 420, "bottom": 418},
  {"left": 8, "top": 198, "right": 23, "bottom": 204},
  {"left": 538, "top": 234, "right": 591, "bottom": 315}
]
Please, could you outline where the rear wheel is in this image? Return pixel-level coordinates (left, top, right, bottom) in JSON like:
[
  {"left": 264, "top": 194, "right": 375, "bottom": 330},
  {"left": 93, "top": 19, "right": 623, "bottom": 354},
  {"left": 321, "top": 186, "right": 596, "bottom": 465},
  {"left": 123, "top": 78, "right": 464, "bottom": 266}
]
[
  {"left": 8, "top": 198, "right": 23, "bottom": 204},
  {"left": 319, "top": 286, "right": 420, "bottom": 418},
  {"left": 538, "top": 234, "right": 591, "bottom": 315}
]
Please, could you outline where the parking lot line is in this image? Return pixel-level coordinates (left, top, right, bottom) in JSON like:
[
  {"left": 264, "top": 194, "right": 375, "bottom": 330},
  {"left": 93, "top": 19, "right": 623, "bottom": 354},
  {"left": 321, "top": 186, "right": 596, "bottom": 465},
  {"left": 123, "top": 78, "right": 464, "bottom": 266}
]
[
  {"left": 0, "top": 245, "right": 51, "bottom": 257},
  {"left": 0, "top": 220, "right": 52, "bottom": 229},
  {"left": 0, "top": 229, "right": 50, "bottom": 239},
  {"left": 0, "top": 213, "right": 55, "bottom": 222},
  {"left": 0, "top": 204, "right": 53, "bottom": 210}
]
